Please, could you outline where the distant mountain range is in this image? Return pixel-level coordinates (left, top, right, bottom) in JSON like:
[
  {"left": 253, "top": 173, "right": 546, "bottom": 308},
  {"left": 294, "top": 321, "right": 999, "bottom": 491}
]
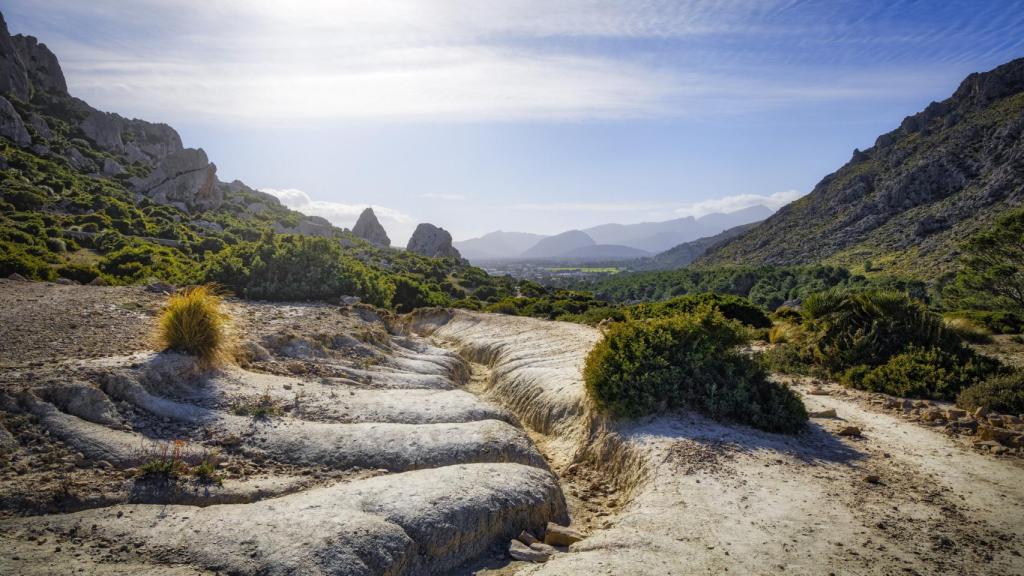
[
  {"left": 699, "top": 58, "right": 1024, "bottom": 278},
  {"left": 456, "top": 205, "right": 773, "bottom": 262}
]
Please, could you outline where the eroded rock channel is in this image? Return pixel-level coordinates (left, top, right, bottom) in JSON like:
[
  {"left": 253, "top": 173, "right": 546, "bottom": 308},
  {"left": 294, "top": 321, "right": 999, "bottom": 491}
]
[
  {"left": 2, "top": 283, "right": 1023, "bottom": 576},
  {"left": 0, "top": 283, "right": 570, "bottom": 575}
]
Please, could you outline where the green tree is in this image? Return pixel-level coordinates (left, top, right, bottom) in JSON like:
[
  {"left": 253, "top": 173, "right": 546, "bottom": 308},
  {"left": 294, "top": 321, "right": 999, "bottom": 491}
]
[{"left": 948, "top": 208, "right": 1024, "bottom": 315}]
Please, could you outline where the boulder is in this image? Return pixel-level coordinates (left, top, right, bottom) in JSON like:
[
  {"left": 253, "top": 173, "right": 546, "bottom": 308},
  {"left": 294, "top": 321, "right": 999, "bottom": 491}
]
[
  {"left": 837, "top": 426, "right": 862, "bottom": 438},
  {"left": 509, "top": 539, "right": 549, "bottom": 563},
  {"left": 0, "top": 95, "right": 30, "bottom": 146},
  {"left": 808, "top": 408, "right": 837, "bottom": 419},
  {"left": 134, "top": 148, "right": 222, "bottom": 211},
  {"left": 273, "top": 216, "right": 335, "bottom": 238},
  {"left": 65, "top": 146, "right": 95, "bottom": 172},
  {"left": 518, "top": 530, "right": 540, "bottom": 546},
  {"left": 352, "top": 207, "right": 391, "bottom": 247},
  {"left": 7, "top": 272, "right": 26, "bottom": 281},
  {"left": 81, "top": 110, "right": 125, "bottom": 153},
  {"left": 530, "top": 542, "right": 559, "bottom": 555},
  {"left": 944, "top": 408, "right": 967, "bottom": 421},
  {"left": 407, "top": 223, "right": 462, "bottom": 259},
  {"left": 102, "top": 157, "right": 124, "bottom": 176},
  {"left": 26, "top": 113, "right": 51, "bottom": 139},
  {"left": 544, "top": 522, "right": 584, "bottom": 547}
]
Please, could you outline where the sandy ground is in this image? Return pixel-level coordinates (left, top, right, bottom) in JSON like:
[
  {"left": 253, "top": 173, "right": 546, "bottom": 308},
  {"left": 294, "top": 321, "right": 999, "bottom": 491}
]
[{"left": 427, "top": 311, "right": 1024, "bottom": 576}]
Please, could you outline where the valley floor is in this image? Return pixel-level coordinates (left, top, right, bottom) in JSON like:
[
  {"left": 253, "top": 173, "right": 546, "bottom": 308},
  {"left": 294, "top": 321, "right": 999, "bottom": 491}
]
[{"left": 0, "top": 281, "right": 1021, "bottom": 575}]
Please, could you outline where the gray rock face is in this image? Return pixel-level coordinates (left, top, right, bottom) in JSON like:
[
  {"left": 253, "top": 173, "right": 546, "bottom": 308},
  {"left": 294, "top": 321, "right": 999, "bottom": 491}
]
[
  {"left": 81, "top": 110, "right": 183, "bottom": 162},
  {"left": 26, "top": 112, "right": 50, "bottom": 139},
  {"left": 407, "top": 223, "right": 462, "bottom": 259},
  {"left": 134, "top": 148, "right": 222, "bottom": 211},
  {"left": 11, "top": 34, "right": 67, "bottom": 96},
  {"left": 274, "top": 215, "right": 336, "bottom": 237},
  {"left": 352, "top": 207, "right": 391, "bottom": 247},
  {"left": 0, "top": 13, "right": 30, "bottom": 101},
  {"left": 0, "top": 94, "right": 30, "bottom": 145},
  {"left": 80, "top": 110, "right": 125, "bottom": 153}
]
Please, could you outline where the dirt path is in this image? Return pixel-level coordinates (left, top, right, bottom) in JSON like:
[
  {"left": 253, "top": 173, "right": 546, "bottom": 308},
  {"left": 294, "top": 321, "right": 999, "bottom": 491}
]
[{"left": 423, "top": 311, "right": 1024, "bottom": 576}]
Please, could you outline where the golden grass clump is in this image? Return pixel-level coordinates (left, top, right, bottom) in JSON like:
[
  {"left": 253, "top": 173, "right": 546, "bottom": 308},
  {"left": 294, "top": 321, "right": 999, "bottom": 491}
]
[
  {"left": 158, "top": 286, "right": 231, "bottom": 366},
  {"left": 943, "top": 316, "right": 993, "bottom": 344}
]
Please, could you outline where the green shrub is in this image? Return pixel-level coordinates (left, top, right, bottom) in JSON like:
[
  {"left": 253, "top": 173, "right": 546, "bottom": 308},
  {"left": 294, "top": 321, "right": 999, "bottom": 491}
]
[
  {"left": 157, "top": 286, "right": 231, "bottom": 366},
  {"left": 844, "top": 346, "right": 1001, "bottom": 400},
  {"left": 802, "top": 289, "right": 955, "bottom": 374},
  {"left": 583, "top": 308, "right": 806, "bottom": 433},
  {"left": 628, "top": 293, "right": 771, "bottom": 328},
  {"left": 205, "top": 234, "right": 395, "bottom": 307},
  {"left": 392, "top": 275, "right": 450, "bottom": 313},
  {"left": 957, "top": 372, "right": 1024, "bottom": 414}
]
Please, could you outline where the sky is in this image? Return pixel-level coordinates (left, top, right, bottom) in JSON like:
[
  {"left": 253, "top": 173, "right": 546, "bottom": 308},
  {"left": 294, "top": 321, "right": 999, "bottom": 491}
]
[{"left": 5, "top": 0, "right": 1024, "bottom": 244}]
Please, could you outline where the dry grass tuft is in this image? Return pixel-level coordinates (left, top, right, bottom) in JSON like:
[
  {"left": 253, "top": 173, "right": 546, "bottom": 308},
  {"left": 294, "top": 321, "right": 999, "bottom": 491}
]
[{"left": 157, "top": 285, "right": 232, "bottom": 367}]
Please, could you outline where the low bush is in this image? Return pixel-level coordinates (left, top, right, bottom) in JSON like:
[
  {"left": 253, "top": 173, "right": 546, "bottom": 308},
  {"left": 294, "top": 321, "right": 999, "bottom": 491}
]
[
  {"left": 843, "top": 346, "right": 1001, "bottom": 400},
  {"left": 767, "top": 289, "right": 1004, "bottom": 399},
  {"left": 628, "top": 293, "right": 772, "bottom": 328},
  {"left": 583, "top": 307, "right": 806, "bottom": 433},
  {"left": 157, "top": 286, "right": 230, "bottom": 366},
  {"left": 957, "top": 372, "right": 1024, "bottom": 415}
]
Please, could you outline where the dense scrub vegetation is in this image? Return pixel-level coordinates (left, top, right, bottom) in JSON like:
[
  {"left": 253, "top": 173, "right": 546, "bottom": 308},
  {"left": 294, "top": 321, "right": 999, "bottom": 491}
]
[
  {"left": 764, "top": 289, "right": 1003, "bottom": 400},
  {"left": 584, "top": 307, "right": 807, "bottom": 433},
  {"left": 0, "top": 137, "right": 525, "bottom": 310},
  {"left": 626, "top": 293, "right": 771, "bottom": 328},
  {"left": 957, "top": 372, "right": 1024, "bottom": 415},
  {"left": 576, "top": 264, "right": 927, "bottom": 310}
]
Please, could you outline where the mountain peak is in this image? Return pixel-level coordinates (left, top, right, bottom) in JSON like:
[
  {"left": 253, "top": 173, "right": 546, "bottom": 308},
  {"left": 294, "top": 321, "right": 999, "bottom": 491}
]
[{"left": 352, "top": 207, "right": 391, "bottom": 247}]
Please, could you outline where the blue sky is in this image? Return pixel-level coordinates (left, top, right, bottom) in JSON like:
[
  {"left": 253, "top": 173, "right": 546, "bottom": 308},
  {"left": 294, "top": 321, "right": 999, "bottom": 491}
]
[{"left": 5, "top": 0, "right": 1024, "bottom": 243}]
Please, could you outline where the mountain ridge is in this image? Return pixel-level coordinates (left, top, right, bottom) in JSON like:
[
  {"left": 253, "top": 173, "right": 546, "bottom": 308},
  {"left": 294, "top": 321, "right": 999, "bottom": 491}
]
[{"left": 698, "top": 57, "right": 1024, "bottom": 278}]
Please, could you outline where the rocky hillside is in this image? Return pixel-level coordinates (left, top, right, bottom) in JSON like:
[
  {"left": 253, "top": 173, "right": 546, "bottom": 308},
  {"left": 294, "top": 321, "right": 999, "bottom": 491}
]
[
  {"left": 0, "top": 11, "right": 513, "bottom": 310},
  {"left": 699, "top": 58, "right": 1024, "bottom": 279}
]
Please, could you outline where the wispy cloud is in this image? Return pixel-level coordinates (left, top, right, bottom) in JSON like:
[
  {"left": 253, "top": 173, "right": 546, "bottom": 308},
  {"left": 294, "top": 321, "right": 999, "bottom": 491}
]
[
  {"left": 10, "top": 0, "right": 1019, "bottom": 123},
  {"left": 419, "top": 192, "right": 467, "bottom": 200},
  {"left": 673, "top": 190, "right": 804, "bottom": 217},
  {"left": 510, "top": 191, "right": 804, "bottom": 217},
  {"left": 260, "top": 188, "right": 414, "bottom": 227}
]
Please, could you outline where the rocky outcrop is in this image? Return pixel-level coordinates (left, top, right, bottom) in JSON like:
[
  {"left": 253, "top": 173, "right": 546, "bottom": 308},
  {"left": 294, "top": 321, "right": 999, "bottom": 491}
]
[
  {"left": 273, "top": 215, "right": 335, "bottom": 238},
  {"left": 11, "top": 34, "right": 66, "bottom": 97},
  {"left": 133, "top": 148, "right": 221, "bottom": 212},
  {"left": 81, "top": 111, "right": 183, "bottom": 163},
  {"left": 352, "top": 207, "right": 391, "bottom": 247},
  {"left": 700, "top": 57, "right": 1024, "bottom": 278},
  {"left": 0, "top": 94, "right": 30, "bottom": 145},
  {"left": 0, "top": 13, "right": 30, "bottom": 101},
  {"left": 407, "top": 223, "right": 462, "bottom": 259}
]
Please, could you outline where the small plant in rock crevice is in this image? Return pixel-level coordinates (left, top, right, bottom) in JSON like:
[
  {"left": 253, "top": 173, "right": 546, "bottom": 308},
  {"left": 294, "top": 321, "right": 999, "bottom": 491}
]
[{"left": 231, "top": 389, "right": 283, "bottom": 419}]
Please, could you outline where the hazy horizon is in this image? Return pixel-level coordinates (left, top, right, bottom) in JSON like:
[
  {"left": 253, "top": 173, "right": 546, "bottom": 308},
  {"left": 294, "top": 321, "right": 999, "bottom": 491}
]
[{"left": 6, "top": 0, "right": 1023, "bottom": 244}]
